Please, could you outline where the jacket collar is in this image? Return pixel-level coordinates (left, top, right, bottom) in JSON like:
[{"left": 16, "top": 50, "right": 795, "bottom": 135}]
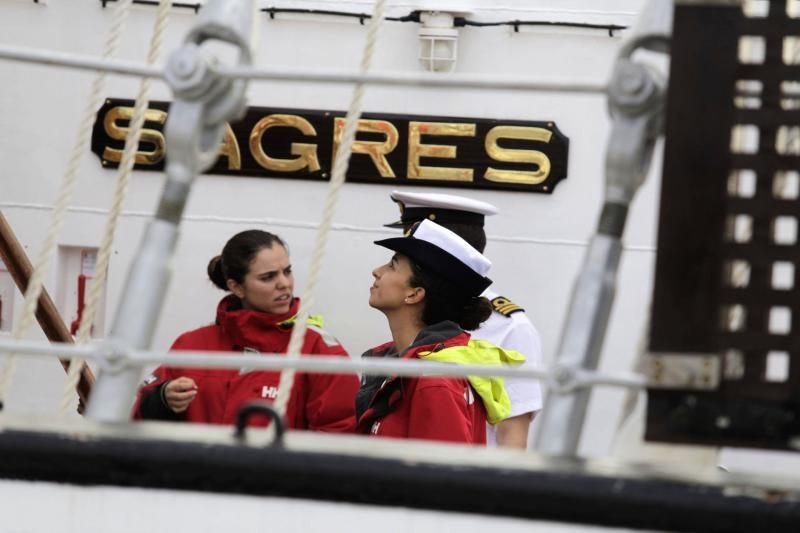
[
  {"left": 400, "top": 321, "right": 468, "bottom": 360},
  {"left": 216, "top": 294, "right": 300, "bottom": 350},
  {"left": 355, "top": 321, "right": 470, "bottom": 427},
  {"left": 361, "top": 321, "right": 467, "bottom": 361}
]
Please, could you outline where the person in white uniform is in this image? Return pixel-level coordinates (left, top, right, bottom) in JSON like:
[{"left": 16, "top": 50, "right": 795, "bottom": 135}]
[{"left": 385, "top": 190, "right": 543, "bottom": 448}]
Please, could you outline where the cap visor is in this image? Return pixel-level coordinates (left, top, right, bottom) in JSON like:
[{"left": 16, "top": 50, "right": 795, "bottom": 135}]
[{"left": 382, "top": 219, "right": 406, "bottom": 229}]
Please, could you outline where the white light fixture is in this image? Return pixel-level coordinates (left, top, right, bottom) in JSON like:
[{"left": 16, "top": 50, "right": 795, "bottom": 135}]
[{"left": 418, "top": 11, "right": 459, "bottom": 73}]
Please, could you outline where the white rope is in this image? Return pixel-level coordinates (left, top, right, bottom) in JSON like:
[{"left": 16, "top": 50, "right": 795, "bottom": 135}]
[
  {"left": 273, "top": 0, "right": 388, "bottom": 417},
  {"left": 0, "top": 43, "right": 607, "bottom": 94},
  {"left": 59, "top": 0, "right": 174, "bottom": 415},
  {"left": 0, "top": 0, "right": 137, "bottom": 409}
]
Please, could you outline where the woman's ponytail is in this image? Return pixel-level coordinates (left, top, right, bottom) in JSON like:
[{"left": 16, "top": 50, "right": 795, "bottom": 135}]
[
  {"left": 207, "top": 255, "right": 227, "bottom": 290},
  {"left": 456, "top": 296, "right": 493, "bottom": 331}
]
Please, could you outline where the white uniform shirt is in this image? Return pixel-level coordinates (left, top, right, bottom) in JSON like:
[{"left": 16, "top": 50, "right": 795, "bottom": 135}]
[{"left": 471, "top": 289, "right": 543, "bottom": 447}]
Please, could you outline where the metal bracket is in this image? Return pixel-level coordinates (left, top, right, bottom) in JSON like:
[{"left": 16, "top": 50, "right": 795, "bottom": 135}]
[
  {"left": 158, "top": 0, "right": 254, "bottom": 221},
  {"left": 646, "top": 353, "right": 721, "bottom": 390},
  {"left": 604, "top": 57, "right": 666, "bottom": 209},
  {"left": 534, "top": 0, "right": 672, "bottom": 458}
]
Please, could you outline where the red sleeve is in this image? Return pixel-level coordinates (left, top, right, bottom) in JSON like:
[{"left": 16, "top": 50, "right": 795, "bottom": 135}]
[
  {"left": 131, "top": 365, "right": 176, "bottom": 420},
  {"left": 131, "top": 332, "right": 194, "bottom": 420},
  {"left": 301, "top": 332, "right": 360, "bottom": 433},
  {"left": 407, "top": 381, "right": 473, "bottom": 443}
]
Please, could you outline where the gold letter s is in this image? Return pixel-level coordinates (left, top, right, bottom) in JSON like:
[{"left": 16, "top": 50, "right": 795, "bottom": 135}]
[
  {"left": 484, "top": 126, "right": 552, "bottom": 185},
  {"left": 102, "top": 106, "right": 167, "bottom": 165}
]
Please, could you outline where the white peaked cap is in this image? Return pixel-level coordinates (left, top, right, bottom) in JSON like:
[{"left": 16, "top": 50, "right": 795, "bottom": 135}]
[
  {"left": 385, "top": 190, "right": 499, "bottom": 228},
  {"left": 375, "top": 219, "right": 492, "bottom": 296},
  {"left": 413, "top": 220, "right": 491, "bottom": 276}
]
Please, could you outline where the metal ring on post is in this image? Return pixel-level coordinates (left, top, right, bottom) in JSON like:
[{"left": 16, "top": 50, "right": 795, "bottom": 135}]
[{"left": 233, "top": 402, "right": 285, "bottom": 447}]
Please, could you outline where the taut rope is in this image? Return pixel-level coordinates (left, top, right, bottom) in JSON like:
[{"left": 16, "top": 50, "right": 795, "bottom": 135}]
[
  {"left": 60, "top": 0, "right": 175, "bottom": 415},
  {"left": 0, "top": 0, "right": 137, "bottom": 408},
  {"left": 272, "top": 0, "right": 388, "bottom": 417}
]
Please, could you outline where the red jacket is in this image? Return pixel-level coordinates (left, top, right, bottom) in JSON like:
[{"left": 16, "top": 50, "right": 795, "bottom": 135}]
[
  {"left": 134, "top": 295, "right": 359, "bottom": 432},
  {"left": 354, "top": 322, "right": 487, "bottom": 444}
]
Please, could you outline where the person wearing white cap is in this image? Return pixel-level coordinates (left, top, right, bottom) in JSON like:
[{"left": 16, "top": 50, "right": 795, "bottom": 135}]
[
  {"left": 355, "top": 219, "right": 525, "bottom": 444},
  {"left": 384, "top": 190, "right": 543, "bottom": 449}
]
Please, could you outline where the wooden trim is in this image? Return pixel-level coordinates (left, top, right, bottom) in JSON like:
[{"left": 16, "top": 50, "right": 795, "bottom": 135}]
[{"left": 0, "top": 211, "right": 94, "bottom": 410}]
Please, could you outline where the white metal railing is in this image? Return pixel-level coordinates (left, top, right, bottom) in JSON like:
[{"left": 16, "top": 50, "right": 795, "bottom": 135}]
[
  {"left": 0, "top": 337, "right": 646, "bottom": 391},
  {"left": 0, "top": 43, "right": 607, "bottom": 94}
]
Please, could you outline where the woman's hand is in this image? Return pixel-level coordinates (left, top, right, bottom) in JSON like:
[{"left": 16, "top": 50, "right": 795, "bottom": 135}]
[{"left": 163, "top": 377, "right": 198, "bottom": 413}]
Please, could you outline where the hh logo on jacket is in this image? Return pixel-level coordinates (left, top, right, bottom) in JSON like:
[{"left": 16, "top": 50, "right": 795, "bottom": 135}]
[{"left": 261, "top": 385, "right": 279, "bottom": 399}]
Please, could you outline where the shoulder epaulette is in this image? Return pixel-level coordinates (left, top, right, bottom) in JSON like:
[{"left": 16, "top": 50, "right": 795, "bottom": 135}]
[{"left": 491, "top": 295, "right": 524, "bottom": 317}]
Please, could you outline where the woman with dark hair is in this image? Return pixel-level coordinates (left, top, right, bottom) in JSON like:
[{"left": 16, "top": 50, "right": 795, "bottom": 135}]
[
  {"left": 356, "top": 220, "right": 524, "bottom": 444},
  {"left": 134, "top": 229, "right": 359, "bottom": 432}
]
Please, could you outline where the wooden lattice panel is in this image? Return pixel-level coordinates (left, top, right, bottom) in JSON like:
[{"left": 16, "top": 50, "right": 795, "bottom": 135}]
[{"left": 647, "top": 1, "right": 800, "bottom": 450}]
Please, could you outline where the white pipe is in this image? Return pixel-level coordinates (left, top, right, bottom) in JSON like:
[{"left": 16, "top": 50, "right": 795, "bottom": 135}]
[
  {"left": 222, "top": 66, "right": 606, "bottom": 93},
  {"left": 0, "top": 340, "right": 96, "bottom": 359},
  {"left": 0, "top": 338, "right": 646, "bottom": 389},
  {"left": 0, "top": 44, "right": 162, "bottom": 78},
  {"left": 0, "top": 43, "right": 607, "bottom": 94}
]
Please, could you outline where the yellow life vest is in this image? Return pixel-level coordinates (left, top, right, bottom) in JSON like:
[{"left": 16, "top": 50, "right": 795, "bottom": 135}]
[{"left": 418, "top": 340, "right": 526, "bottom": 425}]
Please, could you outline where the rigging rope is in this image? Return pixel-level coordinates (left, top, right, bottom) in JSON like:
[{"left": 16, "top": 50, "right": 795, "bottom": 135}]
[
  {"left": 272, "top": 0, "right": 388, "bottom": 417},
  {"left": 59, "top": 0, "right": 174, "bottom": 415},
  {"left": 0, "top": 0, "right": 137, "bottom": 409}
]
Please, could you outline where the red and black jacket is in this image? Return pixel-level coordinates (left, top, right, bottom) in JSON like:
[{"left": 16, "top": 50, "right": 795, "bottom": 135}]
[
  {"left": 134, "top": 295, "right": 359, "bottom": 432},
  {"left": 355, "top": 321, "right": 487, "bottom": 444}
]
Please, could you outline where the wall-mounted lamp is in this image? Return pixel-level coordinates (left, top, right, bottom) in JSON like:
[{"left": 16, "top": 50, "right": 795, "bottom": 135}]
[{"left": 418, "top": 11, "right": 459, "bottom": 72}]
